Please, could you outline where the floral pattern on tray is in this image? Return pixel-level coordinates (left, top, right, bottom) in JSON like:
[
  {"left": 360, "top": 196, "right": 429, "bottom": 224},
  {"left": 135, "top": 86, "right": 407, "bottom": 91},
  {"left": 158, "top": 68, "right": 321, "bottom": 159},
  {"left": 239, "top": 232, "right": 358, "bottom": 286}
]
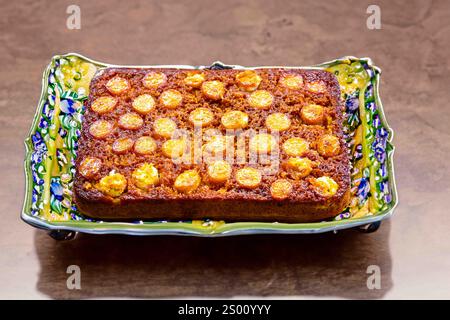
[{"left": 22, "top": 54, "right": 396, "bottom": 235}]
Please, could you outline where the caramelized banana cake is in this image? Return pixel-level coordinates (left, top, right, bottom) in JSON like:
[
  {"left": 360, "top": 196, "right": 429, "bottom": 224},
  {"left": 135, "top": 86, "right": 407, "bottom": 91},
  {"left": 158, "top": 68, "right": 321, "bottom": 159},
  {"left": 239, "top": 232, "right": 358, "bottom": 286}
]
[{"left": 73, "top": 67, "right": 351, "bottom": 222}]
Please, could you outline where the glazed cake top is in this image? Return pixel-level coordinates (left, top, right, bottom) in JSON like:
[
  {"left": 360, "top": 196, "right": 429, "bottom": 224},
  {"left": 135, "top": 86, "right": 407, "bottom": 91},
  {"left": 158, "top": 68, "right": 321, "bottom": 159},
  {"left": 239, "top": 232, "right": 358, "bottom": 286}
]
[{"left": 74, "top": 67, "right": 350, "bottom": 203}]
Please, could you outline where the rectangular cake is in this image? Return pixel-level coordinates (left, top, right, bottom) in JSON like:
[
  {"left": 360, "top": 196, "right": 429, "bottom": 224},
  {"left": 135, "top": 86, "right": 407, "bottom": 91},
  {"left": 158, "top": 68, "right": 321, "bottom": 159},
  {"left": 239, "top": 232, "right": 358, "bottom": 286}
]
[{"left": 73, "top": 67, "right": 351, "bottom": 222}]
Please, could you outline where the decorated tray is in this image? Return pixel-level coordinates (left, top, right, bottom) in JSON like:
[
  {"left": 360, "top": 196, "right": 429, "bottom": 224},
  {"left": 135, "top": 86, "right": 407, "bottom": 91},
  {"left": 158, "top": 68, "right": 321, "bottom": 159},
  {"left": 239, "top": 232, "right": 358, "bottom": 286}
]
[{"left": 22, "top": 53, "right": 397, "bottom": 238}]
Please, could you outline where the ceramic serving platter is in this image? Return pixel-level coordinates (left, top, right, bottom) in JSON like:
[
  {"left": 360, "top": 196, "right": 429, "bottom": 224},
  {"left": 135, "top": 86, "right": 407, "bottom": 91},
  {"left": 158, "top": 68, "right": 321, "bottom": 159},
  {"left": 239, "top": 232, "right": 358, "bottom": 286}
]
[{"left": 22, "top": 53, "right": 397, "bottom": 238}]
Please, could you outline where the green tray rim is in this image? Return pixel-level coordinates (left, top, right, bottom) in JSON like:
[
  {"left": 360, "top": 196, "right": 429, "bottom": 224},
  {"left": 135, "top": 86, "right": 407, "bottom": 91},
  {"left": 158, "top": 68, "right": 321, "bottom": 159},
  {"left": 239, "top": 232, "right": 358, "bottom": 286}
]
[{"left": 21, "top": 53, "right": 398, "bottom": 236}]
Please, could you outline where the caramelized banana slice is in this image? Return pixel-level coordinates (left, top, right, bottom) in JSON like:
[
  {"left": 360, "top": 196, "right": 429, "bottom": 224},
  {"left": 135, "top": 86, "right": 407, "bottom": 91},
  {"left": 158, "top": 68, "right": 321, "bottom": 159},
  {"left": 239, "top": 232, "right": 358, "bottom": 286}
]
[
  {"left": 174, "top": 170, "right": 201, "bottom": 193},
  {"left": 285, "top": 157, "right": 313, "bottom": 179},
  {"left": 118, "top": 113, "right": 144, "bottom": 130},
  {"left": 91, "top": 96, "right": 117, "bottom": 114},
  {"left": 112, "top": 137, "right": 134, "bottom": 154},
  {"left": 265, "top": 113, "right": 291, "bottom": 131},
  {"left": 153, "top": 117, "right": 177, "bottom": 138},
  {"left": 89, "top": 120, "right": 113, "bottom": 139},
  {"left": 97, "top": 172, "right": 127, "bottom": 197},
  {"left": 203, "top": 135, "right": 227, "bottom": 155},
  {"left": 280, "top": 75, "right": 303, "bottom": 90},
  {"left": 207, "top": 160, "right": 232, "bottom": 184},
  {"left": 221, "top": 110, "right": 249, "bottom": 129},
  {"left": 132, "top": 94, "right": 156, "bottom": 114},
  {"left": 132, "top": 163, "right": 159, "bottom": 190},
  {"left": 134, "top": 136, "right": 157, "bottom": 155},
  {"left": 189, "top": 107, "right": 214, "bottom": 127},
  {"left": 249, "top": 133, "right": 277, "bottom": 155},
  {"left": 301, "top": 104, "right": 324, "bottom": 125},
  {"left": 106, "top": 76, "right": 129, "bottom": 95},
  {"left": 159, "top": 89, "right": 183, "bottom": 109},
  {"left": 162, "top": 139, "right": 186, "bottom": 159},
  {"left": 282, "top": 137, "right": 309, "bottom": 156},
  {"left": 184, "top": 72, "right": 205, "bottom": 88},
  {"left": 202, "top": 80, "right": 225, "bottom": 100},
  {"left": 79, "top": 157, "right": 102, "bottom": 179},
  {"left": 142, "top": 72, "right": 166, "bottom": 89},
  {"left": 270, "top": 179, "right": 293, "bottom": 200},
  {"left": 248, "top": 90, "right": 273, "bottom": 109},
  {"left": 317, "top": 134, "right": 340, "bottom": 157},
  {"left": 236, "top": 167, "right": 262, "bottom": 189},
  {"left": 307, "top": 81, "right": 327, "bottom": 93},
  {"left": 311, "top": 176, "right": 338, "bottom": 197},
  {"left": 235, "top": 70, "right": 261, "bottom": 91}
]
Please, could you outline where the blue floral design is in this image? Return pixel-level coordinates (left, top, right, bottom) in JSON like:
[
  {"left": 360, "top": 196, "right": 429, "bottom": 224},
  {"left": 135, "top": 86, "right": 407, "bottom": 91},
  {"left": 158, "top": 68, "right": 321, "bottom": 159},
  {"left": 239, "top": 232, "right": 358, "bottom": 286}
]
[
  {"left": 345, "top": 95, "right": 359, "bottom": 112},
  {"left": 60, "top": 98, "right": 77, "bottom": 114},
  {"left": 31, "top": 131, "right": 43, "bottom": 145},
  {"left": 376, "top": 127, "right": 389, "bottom": 140},
  {"left": 366, "top": 101, "right": 376, "bottom": 113},
  {"left": 39, "top": 117, "right": 48, "bottom": 129},
  {"left": 354, "top": 144, "right": 363, "bottom": 161},
  {"left": 365, "top": 84, "right": 373, "bottom": 99},
  {"left": 32, "top": 188, "right": 39, "bottom": 204},
  {"left": 379, "top": 163, "right": 388, "bottom": 178},
  {"left": 31, "top": 132, "right": 47, "bottom": 164},
  {"left": 356, "top": 178, "right": 370, "bottom": 204},
  {"left": 32, "top": 170, "right": 44, "bottom": 185},
  {"left": 59, "top": 127, "right": 67, "bottom": 138},
  {"left": 42, "top": 103, "right": 53, "bottom": 118},
  {"left": 50, "top": 181, "right": 64, "bottom": 201},
  {"left": 379, "top": 180, "right": 389, "bottom": 194},
  {"left": 372, "top": 114, "right": 381, "bottom": 128}
]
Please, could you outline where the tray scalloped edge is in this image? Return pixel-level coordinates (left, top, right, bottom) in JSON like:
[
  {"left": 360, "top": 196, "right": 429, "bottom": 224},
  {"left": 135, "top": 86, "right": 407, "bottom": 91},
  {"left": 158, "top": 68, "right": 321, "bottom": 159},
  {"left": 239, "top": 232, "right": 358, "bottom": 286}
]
[{"left": 22, "top": 53, "right": 398, "bottom": 237}]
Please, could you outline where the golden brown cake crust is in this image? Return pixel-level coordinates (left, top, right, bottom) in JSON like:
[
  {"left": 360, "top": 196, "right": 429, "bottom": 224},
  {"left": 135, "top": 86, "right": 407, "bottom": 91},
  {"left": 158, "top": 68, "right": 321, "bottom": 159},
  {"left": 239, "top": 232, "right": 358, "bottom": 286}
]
[{"left": 73, "top": 67, "right": 350, "bottom": 222}]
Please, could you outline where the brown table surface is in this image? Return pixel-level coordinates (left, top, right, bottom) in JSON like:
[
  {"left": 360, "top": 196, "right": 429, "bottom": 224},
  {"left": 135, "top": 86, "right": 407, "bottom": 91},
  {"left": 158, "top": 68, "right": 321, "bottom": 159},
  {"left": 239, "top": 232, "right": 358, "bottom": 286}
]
[{"left": 1, "top": 0, "right": 449, "bottom": 299}]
